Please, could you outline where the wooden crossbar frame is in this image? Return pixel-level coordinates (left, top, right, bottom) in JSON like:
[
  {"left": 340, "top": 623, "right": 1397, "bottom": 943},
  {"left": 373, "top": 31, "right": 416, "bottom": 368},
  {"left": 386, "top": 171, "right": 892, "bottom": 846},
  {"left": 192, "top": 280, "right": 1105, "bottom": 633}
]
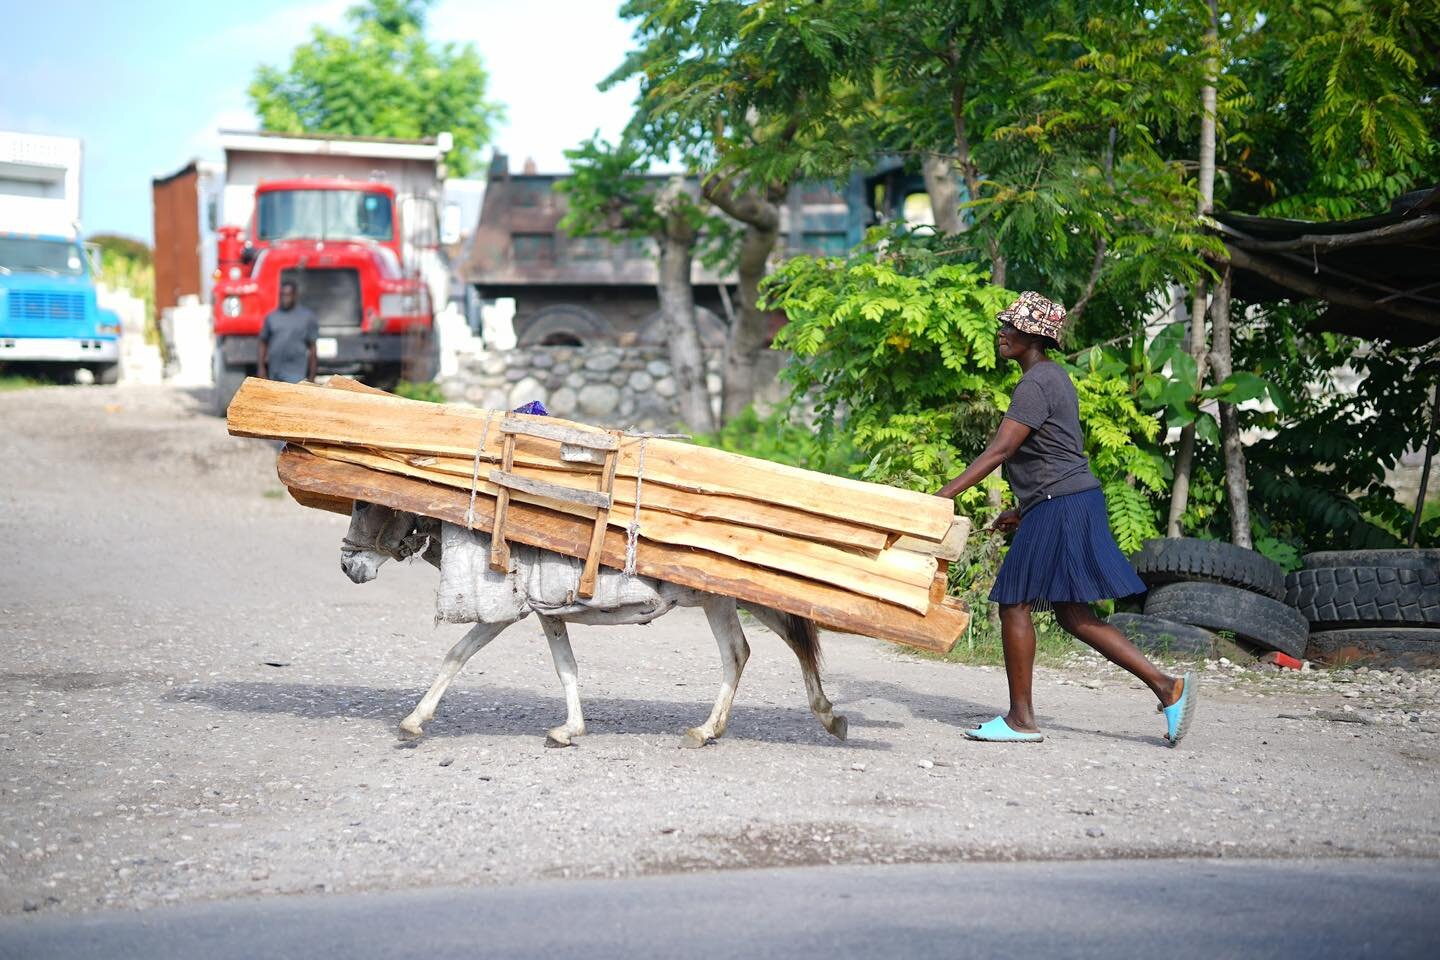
[
  {"left": 490, "top": 422, "right": 623, "bottom": 593},
  {"left": 579, "top": 433, "right": 622, "bottom": 598},
  {"left": 488, "top": 432, "right": 518, "bottom": 572}
]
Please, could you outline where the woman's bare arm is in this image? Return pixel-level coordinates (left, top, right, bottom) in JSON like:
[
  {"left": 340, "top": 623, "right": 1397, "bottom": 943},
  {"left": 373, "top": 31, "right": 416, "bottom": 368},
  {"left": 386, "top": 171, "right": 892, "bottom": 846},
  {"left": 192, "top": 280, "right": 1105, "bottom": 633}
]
[{"left": 935, "top": 418, "right": 1033, "bottom": 500}]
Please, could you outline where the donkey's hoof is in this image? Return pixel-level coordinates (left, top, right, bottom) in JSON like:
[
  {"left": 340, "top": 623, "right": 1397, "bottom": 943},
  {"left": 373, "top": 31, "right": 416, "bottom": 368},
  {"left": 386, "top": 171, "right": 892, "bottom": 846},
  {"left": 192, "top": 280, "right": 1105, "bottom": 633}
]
[
  {"left": 397, "top": 718, "right": 425, "bottom": 741},
  {"left": 545, "top": 732, "right": 575, "bottom": 749},
  {"left": 829, "top": 714, "right": 849, "bottom": 742},
  {"left": 680, "top": 728, "right": 714, "bottom": 749}
]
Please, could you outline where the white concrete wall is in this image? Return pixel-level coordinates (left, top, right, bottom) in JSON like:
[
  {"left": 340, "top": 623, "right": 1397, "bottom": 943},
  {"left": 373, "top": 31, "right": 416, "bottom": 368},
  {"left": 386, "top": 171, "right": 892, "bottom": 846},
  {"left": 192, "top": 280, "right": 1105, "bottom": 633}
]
[{"left": 0, "top": 131, "right": 82, "bottom": 234}]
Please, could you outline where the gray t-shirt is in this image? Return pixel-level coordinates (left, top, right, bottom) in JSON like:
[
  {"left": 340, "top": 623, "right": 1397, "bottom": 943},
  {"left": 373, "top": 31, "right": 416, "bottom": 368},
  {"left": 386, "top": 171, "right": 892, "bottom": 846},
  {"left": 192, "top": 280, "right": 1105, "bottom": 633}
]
[
  {"left": 259, "top": 305, "right": 318, "bottom": 383},
  {"left": 1001, "top": 361, "right": 1100, "bottom": 512}
]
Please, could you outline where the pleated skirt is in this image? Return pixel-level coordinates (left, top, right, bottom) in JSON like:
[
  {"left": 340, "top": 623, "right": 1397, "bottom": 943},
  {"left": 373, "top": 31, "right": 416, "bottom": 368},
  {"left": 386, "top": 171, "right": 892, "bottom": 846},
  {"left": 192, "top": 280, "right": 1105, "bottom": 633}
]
[{"left": 988, "top": 487, "right": 1146, "bottom": 611}]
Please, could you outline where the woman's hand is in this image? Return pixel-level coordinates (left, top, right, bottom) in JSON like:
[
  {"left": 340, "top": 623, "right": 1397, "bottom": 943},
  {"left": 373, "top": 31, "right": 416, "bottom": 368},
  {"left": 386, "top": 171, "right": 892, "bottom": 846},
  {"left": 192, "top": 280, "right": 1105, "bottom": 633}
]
[{"left": 990, "top": 508, "right": 1021, "bottom": 533}]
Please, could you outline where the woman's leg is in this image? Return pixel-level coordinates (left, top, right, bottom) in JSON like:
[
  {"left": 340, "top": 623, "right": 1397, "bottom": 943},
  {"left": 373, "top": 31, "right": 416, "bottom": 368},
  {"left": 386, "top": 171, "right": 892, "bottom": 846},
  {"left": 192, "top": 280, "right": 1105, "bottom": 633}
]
[
  {"left": 1052, "top": 602, "right": 1183, "bottom": 706},
  {"left": 998, "top": 602, "right": 1041, "bottom": 731}
]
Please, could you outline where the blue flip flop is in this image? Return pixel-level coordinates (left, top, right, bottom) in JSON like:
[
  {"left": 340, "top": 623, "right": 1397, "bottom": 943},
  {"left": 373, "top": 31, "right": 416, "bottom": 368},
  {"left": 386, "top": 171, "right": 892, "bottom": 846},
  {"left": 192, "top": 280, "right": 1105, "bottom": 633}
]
[
  {"left": 1161, "top": 673, "right": 1197, "bottom": 747},
  {"left": 965, "top": 715, "right": 1044, "bottom": 743}
]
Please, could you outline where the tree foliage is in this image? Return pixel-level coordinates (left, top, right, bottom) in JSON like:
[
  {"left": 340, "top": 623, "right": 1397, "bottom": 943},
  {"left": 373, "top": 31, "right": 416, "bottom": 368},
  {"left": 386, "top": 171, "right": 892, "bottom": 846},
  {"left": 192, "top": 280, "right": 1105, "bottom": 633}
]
[{"left": 248, "top": 0, "right": 502, "bottom": 176}]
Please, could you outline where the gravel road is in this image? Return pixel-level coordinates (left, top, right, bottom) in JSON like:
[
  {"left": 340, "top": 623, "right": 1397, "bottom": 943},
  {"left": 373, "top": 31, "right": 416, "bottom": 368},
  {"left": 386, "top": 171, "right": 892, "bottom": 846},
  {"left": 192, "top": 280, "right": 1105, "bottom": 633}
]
[{"left": 2, "top": 384, "right": 1438, "bottom": 917}]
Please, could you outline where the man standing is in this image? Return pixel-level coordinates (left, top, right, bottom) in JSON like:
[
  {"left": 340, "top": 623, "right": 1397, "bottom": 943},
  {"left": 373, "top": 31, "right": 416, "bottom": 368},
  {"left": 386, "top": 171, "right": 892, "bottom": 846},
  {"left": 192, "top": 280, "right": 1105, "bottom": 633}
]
[{"left": 257, "top": 280, "right": 318, "bottom": 383}]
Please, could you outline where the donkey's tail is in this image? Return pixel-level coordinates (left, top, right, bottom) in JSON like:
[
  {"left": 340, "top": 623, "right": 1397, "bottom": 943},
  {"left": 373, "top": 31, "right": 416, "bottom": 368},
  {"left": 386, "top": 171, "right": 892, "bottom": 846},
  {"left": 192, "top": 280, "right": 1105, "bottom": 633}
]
[{"left": 781, "top": 611, "right": 823, "bottom": 677}]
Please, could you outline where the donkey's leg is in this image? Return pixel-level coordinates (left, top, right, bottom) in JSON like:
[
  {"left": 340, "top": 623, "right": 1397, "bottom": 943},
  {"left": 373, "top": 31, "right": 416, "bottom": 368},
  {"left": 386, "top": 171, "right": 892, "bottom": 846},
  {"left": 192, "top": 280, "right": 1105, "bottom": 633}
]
[
  {"left": 399, "top": 621, "right": 510, "bottom": 740},
  {"left": 747, "top": 606, "right": 847, "bottom": 741},
  {"left": 683, "top": 596, "right": 751, "bottom": 748},
  {"left": 538, "top": 615, "right": 586, "bottom": 748}
]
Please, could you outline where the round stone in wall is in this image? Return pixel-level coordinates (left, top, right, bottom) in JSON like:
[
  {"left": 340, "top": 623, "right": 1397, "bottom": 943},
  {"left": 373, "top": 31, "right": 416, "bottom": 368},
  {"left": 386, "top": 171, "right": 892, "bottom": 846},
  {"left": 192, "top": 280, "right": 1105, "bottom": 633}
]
[
  {"left": 547, "top": 387, "right": 578, "bottom": 416},
  {"left": 479, "top": 352, "right": 507, "bottom": 376},
  {"left": 482, "top": 388, "right": 509, "bottom": 411},
  {"left": 578, "top": 383, "right": 621, "bottom": 418},
  {"left": 654, "top": 376, "right": 677, "bottom": 399},
  {"left": 584, "top": 352, "right": 621, "bottom": 374},
  {"left": 565, "top": 372, "right": 587, "bottom": 390},
  {"left": 646, "top": 359, "right": 670, "bottom": 378},
  {"left": 628, "top": 370, "right": 654, "bottom": 392},
  {"left": 529, "top": 352, "right": 556, "bottom": 369},
  {"left": 508, "top": 377, "right": 547, "bottom": 411}
]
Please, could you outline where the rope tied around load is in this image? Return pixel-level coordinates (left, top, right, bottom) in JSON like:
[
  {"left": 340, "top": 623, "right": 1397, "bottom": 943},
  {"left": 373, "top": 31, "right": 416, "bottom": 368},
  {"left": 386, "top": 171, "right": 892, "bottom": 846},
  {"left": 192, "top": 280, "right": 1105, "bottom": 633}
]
[{"left": 620, "top": 429, "right": 689, "bottom": 577}]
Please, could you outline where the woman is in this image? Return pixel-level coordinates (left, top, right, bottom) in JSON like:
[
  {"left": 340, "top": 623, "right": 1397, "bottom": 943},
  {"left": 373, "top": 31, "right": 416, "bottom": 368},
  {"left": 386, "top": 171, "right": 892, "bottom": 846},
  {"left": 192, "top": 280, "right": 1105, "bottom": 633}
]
[{"left": 936, "top": 291, "right": 1196, "bottom": 746}]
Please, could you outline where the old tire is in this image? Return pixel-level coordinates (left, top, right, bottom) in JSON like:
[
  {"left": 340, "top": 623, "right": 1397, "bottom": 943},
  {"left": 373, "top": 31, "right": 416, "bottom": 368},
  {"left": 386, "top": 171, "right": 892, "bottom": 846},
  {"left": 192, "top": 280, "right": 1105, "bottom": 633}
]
[
  {"left": 1285, "top": 566, "right": 1440, "bottom": 629},
  {"left": 1108, "top": 613, "right": 1218, "bottom": 658},
  {"left": 1129, "top": 537, "right": 1286, "bottom": 601},
  {"left": 1301, "top": 549, "right": 1440, "bottom": 573},
  {"left": 91, "top": 362, "right": 120, "bottom": 385},
  {"left": 1144, "top": 582, "right": 1309, "bottom": 658},
  {"left": 1306, "top": 627, "right": 1440, "bottom": 668}
]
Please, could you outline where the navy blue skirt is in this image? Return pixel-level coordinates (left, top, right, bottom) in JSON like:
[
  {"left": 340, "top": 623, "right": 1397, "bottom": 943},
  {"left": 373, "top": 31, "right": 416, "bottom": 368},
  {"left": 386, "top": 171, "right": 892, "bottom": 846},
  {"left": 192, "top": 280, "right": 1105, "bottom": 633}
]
[{"left": 989, "top": 487, "right": 1146, "bottom": 611}]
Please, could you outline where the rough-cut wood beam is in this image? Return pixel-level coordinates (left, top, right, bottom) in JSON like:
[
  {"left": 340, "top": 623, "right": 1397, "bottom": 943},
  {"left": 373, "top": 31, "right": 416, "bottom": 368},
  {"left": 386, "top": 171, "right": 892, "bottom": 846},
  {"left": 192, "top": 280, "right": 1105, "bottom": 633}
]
[{"left": 1216, "top": 214, "right": 1440, "bottom": 253}]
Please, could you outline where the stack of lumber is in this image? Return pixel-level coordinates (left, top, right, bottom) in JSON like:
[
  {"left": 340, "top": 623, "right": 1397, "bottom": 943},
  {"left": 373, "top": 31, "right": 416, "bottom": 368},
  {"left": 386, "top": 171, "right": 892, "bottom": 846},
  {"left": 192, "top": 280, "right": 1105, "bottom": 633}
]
[{"left": 228, "top": 377, "right": 972, "bottom": 653}]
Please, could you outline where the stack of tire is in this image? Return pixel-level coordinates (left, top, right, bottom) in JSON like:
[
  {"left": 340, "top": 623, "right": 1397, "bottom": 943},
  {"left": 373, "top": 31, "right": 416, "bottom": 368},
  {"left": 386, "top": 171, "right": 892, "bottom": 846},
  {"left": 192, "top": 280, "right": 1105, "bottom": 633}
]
[
  {"left": 1286, "top": 550, "right": 1440, "bottom": 667},
  {"left": 1109, "top": 538, "right": 1309, "bottom": 660}
]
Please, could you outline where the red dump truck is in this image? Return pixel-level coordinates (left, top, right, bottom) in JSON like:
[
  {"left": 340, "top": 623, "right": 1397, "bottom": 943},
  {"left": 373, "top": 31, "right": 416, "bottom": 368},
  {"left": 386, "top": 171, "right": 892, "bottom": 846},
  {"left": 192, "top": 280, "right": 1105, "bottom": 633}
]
[{"left": 210, "top": 176, "right": 437, "bottom": 412}]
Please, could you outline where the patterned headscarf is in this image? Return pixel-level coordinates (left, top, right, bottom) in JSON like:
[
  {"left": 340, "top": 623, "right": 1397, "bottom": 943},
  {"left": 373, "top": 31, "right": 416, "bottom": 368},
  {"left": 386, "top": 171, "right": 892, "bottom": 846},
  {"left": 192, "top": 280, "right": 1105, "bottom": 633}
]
[{"left": 997, "top": 291, "right": 1068, "bottom": 343}]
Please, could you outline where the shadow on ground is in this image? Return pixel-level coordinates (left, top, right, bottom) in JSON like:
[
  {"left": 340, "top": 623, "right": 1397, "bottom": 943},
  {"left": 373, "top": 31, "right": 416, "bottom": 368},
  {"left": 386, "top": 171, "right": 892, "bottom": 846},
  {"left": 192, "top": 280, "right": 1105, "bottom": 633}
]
[{"left": 167, "top": 680, "right": 917, "bottom": 748}]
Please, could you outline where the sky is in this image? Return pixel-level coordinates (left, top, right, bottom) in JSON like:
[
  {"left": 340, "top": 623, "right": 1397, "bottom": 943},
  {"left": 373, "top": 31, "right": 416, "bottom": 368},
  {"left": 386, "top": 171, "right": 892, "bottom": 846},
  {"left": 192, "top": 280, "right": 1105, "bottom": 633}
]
[{"left": 0, "top": 0, "right": 642, "bottom": 242}]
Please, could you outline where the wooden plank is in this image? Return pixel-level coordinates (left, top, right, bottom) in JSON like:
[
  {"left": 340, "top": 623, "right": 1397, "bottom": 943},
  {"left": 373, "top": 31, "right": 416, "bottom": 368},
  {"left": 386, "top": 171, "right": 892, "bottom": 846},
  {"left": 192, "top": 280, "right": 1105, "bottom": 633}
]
[
  {"left": 276, "top": 447, "right": 969, "bottom": 653},
  {"left": 929, "top": 561, "right": 949, "bottom": 605},
  {"left": 298, "top": 442, "right": 937, "bottom": 611},
  {"left": 501, "top": 417, "right": 619, "bottom": 450},
  {"left": 390, "top": 450, "right": 889, "bottom": 554},
  {"left": 288, "top": 485, "right": 353, "bottom": 516},
  {"left": 488, "top": 470, "right": 612, "bottom": 509},
  {"left": 489, "top": 433, "right": 516, "bottom": 572},
  {"left": 229, "top": 378, "right": 952, "bottom": 541},
  {"left": 895, "top": 517, "right": 973, "bottom": 561},
  {"left": 578, "top": 442, "right": 620, "bottom": 598}
]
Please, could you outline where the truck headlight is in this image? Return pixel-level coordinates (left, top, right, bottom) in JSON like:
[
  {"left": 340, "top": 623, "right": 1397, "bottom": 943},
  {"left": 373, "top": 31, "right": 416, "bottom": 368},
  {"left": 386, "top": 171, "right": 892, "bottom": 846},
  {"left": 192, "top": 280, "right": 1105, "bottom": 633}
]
[
  {"left": 222, "top": 296, "right": 243, "bottom": 318},
  {"left": 380, "top": 292, "right": 419, "bottom": 316}
]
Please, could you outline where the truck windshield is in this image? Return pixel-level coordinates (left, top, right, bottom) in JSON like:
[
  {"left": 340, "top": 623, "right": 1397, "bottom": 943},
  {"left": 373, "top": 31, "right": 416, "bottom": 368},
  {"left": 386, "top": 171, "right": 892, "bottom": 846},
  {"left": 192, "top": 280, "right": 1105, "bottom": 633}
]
[
  {"left": 255, "top": 190, "right": 394, "bottom": 243},
  {"left": 0, "top": 237, "right": 86, "bottom": 277}
]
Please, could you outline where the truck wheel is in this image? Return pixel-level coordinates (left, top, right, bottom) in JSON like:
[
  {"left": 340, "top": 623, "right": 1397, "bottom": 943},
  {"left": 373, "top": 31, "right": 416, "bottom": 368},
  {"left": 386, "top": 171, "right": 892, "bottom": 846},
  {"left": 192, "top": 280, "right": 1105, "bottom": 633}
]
[
  {"left": 1129, "top": 537, "right": 1286, "bottom": 600},
  {"left": 1301, "top": 549, "right": 1440, "bottom": 573},
  {"left": 1143, "top": 581, "right": 1310, "bottom": 658},
  {"left": 212, "top": 349, "right": 247, "bottom": 417},
  {"left": 91, "top": 363, "right": 120, "bottom": 385},
  {"left": 1107, "top": 613, "right": 1218, "bottom": 658},
  {"left": 1285, "top": 566, "right": 1440, "bottom": 629},
  {"left": 1306, "top": 627, "right": 1440, "bottom": 667}
]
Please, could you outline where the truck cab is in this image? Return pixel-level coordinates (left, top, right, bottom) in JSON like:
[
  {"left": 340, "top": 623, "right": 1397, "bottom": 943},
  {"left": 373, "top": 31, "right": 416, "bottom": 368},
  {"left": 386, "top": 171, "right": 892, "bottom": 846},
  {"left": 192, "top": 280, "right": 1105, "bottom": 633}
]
[
  {"left": 210, "top": 178, "right": 435, "bottom": 414},
  {"left": 0, "top": 231, "right": 120, "bottom": 382}
]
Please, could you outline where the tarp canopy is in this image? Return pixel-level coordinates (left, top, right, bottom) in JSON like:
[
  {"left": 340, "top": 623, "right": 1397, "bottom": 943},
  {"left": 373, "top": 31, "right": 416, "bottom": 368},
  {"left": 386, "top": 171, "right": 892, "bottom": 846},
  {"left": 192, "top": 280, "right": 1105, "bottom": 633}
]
[{"left": 1215, "top": 186, "right": 1440, "bottom": 347}]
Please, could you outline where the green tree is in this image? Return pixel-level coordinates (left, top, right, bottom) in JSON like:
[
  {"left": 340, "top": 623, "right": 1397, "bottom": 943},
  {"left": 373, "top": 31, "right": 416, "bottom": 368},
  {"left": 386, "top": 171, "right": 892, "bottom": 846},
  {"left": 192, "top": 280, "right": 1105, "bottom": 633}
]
[{"left": 248, "top": 0, "right": 502, "bottom": 176}]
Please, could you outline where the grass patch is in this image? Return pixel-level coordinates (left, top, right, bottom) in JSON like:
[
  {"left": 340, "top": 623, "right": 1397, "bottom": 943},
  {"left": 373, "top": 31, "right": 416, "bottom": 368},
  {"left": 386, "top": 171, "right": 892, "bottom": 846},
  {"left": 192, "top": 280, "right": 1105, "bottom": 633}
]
[
  {"left": 393, "top": 380, "right": 446, "bottom": 403},
  {"left": 923, "top": 607, "right": 1083, "bottom": 667},
  {"left": 0, "top": 374, "right": 48, "bottom": 392}
]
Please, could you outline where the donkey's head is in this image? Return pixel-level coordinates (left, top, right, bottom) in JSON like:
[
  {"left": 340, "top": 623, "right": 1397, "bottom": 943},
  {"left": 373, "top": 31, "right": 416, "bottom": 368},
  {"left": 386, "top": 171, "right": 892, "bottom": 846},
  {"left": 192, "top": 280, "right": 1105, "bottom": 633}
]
[{"left": 341, "top": 502, "right": 430, "bottom": 584}]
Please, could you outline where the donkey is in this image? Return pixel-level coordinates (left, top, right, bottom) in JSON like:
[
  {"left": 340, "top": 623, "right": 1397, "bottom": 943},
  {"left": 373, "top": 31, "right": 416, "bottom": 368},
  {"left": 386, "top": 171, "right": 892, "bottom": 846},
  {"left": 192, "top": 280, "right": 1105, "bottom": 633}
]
[{"left": 340, "top": 502, "right": 848, "bottom": 748}]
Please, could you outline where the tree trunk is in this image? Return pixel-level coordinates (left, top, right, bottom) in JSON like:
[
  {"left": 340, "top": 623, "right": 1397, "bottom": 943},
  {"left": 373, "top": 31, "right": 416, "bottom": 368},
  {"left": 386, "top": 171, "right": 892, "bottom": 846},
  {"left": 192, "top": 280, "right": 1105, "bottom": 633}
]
[
  {"left": 921, "top": 153, "right": 964, "bottom": 235},
  {"left": 702, "top": 175, "right": 785, "bottom": 422},
  {"left": 948, "top": 79, "right": 1005, "bottom": 286},
  {"left": 1165, "top": 0, "right": 1219, "bottom": 537},
  {"left": 1207, "top": 265, "right": 1251, "bottom": 547},
  {"left": 655, "top": 179, "right": 716, "bottom": 433}
]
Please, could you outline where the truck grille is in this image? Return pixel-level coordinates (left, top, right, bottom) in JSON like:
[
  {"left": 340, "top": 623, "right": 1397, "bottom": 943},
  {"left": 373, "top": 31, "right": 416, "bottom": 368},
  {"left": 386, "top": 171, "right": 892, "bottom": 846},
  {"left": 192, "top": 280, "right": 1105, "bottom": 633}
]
[
  {"left": 281, "top": 268, "right": 362, "bottom": 331},
  {"left": 8, "top": 291, "right": 85, "bottom": 322}
]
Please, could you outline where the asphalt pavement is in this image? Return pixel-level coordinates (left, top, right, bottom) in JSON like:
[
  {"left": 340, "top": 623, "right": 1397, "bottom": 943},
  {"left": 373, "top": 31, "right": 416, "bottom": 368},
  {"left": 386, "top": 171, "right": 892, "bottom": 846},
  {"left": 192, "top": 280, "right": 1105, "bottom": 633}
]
[{"left": 3, "top": 858, "right": 1438, "bottom": 959}]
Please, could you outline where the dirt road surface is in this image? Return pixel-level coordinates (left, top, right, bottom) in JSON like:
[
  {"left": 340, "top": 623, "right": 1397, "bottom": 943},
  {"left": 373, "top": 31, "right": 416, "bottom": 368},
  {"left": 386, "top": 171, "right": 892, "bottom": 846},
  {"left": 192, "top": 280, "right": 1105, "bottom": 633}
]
[{"left": 3, "top": 384, "right": 1438, "bottom": 916}]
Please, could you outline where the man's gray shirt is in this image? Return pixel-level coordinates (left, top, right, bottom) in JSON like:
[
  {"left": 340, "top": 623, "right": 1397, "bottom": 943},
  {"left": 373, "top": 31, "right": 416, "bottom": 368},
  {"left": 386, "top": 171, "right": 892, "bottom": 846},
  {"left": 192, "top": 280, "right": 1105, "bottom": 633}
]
[
  {"left": 259, "top": 305, "right": 318, "bottom": 383},
  {"left": 1001, "top": 360, "right": 1100, "bottom": 512}
]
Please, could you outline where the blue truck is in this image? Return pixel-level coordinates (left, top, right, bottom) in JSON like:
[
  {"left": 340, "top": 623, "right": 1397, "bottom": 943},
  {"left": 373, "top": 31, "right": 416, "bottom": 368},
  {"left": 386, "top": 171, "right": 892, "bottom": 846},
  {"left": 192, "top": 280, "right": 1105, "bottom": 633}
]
[{"left": 0, "top": 132, "right": 121, "bottom": 383}]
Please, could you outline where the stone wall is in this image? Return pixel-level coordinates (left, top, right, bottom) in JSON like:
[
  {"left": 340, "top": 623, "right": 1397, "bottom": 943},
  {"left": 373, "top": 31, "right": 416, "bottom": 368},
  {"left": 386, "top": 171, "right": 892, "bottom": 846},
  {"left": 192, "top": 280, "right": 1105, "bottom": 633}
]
[{"left": 441, "top": 345, "right": 787, "bottom": 431}]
